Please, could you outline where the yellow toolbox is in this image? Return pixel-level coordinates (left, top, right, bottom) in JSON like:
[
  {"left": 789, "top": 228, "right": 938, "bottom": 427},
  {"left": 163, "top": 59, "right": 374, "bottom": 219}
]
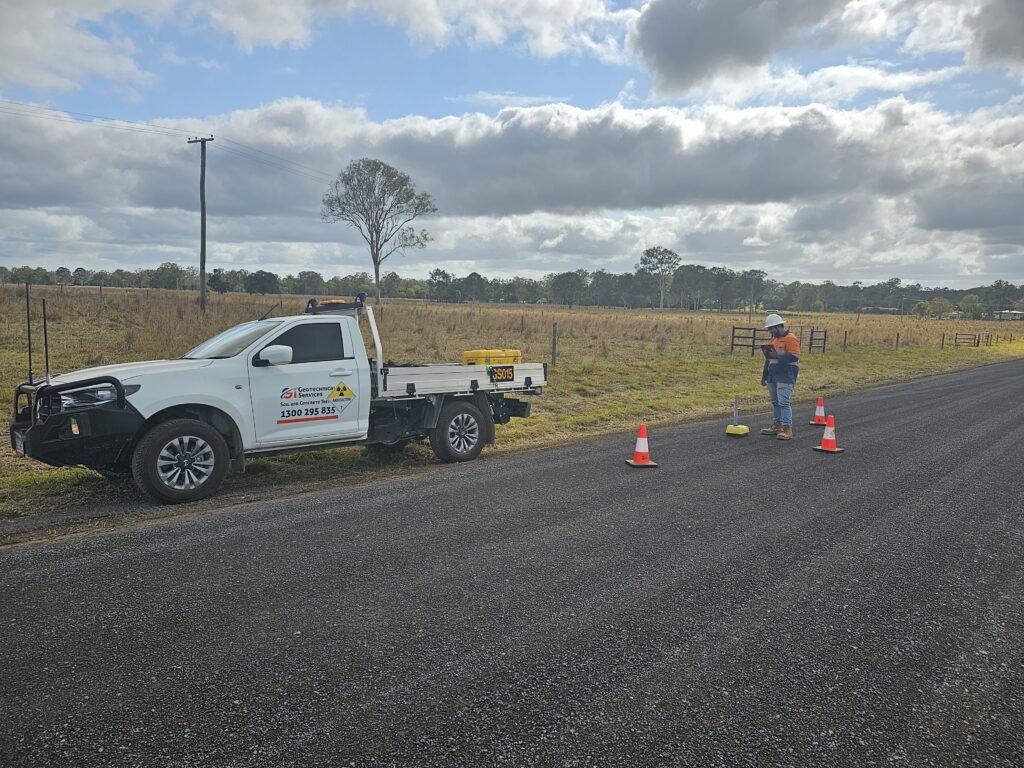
[{"left": 462, "top": 348, "right": 522, "bottom": 365}]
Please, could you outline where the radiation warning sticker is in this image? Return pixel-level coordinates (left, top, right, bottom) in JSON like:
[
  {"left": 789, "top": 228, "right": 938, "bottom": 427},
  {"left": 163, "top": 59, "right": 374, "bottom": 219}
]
[
  {"left": 329, "top": 381, "right": 355, "bottom": 399},
  {"left": 276, "top": 381, "right": 357, "bottom": 425}
]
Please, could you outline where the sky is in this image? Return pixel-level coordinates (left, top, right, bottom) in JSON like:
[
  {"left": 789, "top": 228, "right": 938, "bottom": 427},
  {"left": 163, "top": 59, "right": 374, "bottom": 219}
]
[{"left": 0, "top": 0, "right": 1022, "bottom": 288}]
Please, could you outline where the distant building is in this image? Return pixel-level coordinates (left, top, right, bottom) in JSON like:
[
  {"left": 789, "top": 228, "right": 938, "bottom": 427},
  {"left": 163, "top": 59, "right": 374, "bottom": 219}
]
[{"left": 993, "top": 310, "right": 1024, "bottom": 321}]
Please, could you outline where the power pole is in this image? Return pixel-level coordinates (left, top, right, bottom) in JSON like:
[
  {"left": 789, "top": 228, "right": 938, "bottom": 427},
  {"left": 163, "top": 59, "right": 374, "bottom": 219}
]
[{"left": 188, "top": 135, "right": 214, "bottom": 312}]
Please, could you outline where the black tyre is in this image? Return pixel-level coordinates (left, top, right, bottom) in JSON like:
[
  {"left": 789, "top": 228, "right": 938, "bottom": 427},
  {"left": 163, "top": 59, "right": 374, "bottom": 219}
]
[
  {"left": 429, "top": 401, "right": 485, "bottom": 463},
  {"left": 131, "top": 419, "right": 229, "bottom": 504}
]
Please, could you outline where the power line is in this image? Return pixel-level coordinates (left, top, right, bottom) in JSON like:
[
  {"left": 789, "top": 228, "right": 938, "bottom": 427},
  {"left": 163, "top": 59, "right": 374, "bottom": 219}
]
[
  {"left": 0, "top": 98, "right": 337, "bottom": 185},
  {"left": 219, "top": 137, "right": 335, "bottom": 179},
  {"left": 209, "top": 143, "right": 334, "bottom": 185},
  {"left": 0, "top": 98, "right": 189, "bottom": 138}
]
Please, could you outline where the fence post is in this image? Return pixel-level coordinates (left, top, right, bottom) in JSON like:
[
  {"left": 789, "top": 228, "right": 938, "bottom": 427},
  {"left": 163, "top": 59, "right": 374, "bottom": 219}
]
[
  {"left": 551, "top": 322, "right": 558, "bottom": 367},
  {"left": 940, "top": 333, "right": 945, "bottom": 349},
  {"left": 520, "top": 314, "right": 525, "bottom": 336},
  {"left": 843, "top": 330, "right": 848, "bottom": 351},
  {"left": 895, "top": 332, "right": 900, "bottom": 350}
]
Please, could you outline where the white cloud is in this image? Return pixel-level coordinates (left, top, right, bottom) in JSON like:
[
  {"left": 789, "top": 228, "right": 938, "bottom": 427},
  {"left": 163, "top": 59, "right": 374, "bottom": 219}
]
[
  {"left": 448, "top": 91, "right": 570, "bottom": 110},
  {"left": 629, "top": 0, "right": 1024, "bottom": 95},
  {"left": 4, "top": 0, "right": 1021, "bottom": 103},
  {"left": 0, "top": 0, "right": 637, "bottom": 95},
  {"left": 1, "top": 96, "right": 1022, "bottom": 285},
  {"left": 0, "top": 1, "right": 152, "bottom": 92},
  {"left": 694, "top": 63, "right": 964, "bottom": 105}
]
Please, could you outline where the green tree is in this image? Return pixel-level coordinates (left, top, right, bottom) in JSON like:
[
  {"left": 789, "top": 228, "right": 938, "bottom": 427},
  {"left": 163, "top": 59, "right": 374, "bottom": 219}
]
[
  {"left": 459, "top": 272, "right": 489, "bottom": 302},
  {"left": 148, "top": 262, "right": 186, "bottom": 290},
  {"left": 929, "top": 296, "right": 955, "bottom": 317},
  {"left": 912, "top": 301, "right": 930, "bottom": 318},
  {"left": 55, "top": 266, "right": 72, "bottom": 284},
  {"left": 637, "top": 246, "right": 681, "bottom": 308},
  {"left": 547, "top": 271, "right": 588, "bottom": 308},
  {"left": 292, "top": 270, "right": 326, "bottom": 296},
  {"left": 428, "top": 269, "right": 454, "bottom": 301},
  {"left": 244, "top": 270, "right": 281, "bottom": 295},
  {"left": 207, "top": 268, "right": 232, "bottom": 294},
  {"left": 590, "top": 269, "right": 619, "bottom": 307},
  {"left": 794, "top": 283, "right": 819, "bottom": 311},
  {"left": 672, "top": 264, "right": 710, "bottom": 310},
  {"left": 321, "top": 158, "right": 437, "bottom": 304},
  {"left": 959, "top": 294, "right": 985, "bottom": 320},
  {"left": 741, "top": 269, "right": 768, "bottom": 315}
]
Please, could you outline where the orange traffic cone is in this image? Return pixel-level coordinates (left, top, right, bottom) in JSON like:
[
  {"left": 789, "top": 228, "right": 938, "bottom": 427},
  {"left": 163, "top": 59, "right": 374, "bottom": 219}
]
[
  {"left": 812, "top": 415, "right": 845, "bottom": 453},
  {"left": 626, "top": 423, "right": 658, "bottom": 467},
  {"left": 809, "top": 397, "right": 827, "bottom": 425}
]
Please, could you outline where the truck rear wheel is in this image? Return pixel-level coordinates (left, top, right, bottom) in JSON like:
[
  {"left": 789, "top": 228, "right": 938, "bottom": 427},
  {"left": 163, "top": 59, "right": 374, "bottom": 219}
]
[
  {"left": 429, "top": 401, "right": 485, "bottom": 463},
  {"left": 131, "top": 419, "right": 229, "bottom": 504}
]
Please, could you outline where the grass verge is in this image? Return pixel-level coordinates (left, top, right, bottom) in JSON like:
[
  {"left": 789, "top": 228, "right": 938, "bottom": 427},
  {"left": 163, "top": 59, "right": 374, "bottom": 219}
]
[{"left": 3, "top": 339, "right": 1022, "bottom": 530}]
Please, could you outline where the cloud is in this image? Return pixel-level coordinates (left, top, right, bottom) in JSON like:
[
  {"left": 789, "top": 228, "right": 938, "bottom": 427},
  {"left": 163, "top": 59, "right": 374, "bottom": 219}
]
[
  {"left": 0, "top": 0, "right": 637, "bottom": 95},
  {"left": 1, "top": 96, "right": 1022, "bottom": 285},
  {"left": 694, "top": 63, "right": 964, "bottom": 106},
  {"left": 4, "top": 0, "right": 1020, "bottom": 103},
  {"left": 630, "top": 0, "right": 848, "bottom": 94},
  {"left": 629, "top": 0, "right": 1024, "bottom": 95},
  {"left": 966, "top": 0, "right": 1024, "bottom": 75},
  {"left": 448, "top": 91, "right": 570, "bottom": 110},
  {"left": 0, "top": 1, "right": 152, "bottom": 92}
]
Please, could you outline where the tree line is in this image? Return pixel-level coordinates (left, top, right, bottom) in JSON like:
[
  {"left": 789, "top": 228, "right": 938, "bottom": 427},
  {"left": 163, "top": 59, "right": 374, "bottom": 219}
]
[{"left": 3, "top": 260, "right": 1022, "bottom": 318}]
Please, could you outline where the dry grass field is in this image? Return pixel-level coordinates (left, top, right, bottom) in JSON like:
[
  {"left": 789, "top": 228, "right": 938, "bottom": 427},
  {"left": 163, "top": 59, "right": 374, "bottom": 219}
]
[{"left": 2, "top": 283, "right": 1022, "bottom": 518}]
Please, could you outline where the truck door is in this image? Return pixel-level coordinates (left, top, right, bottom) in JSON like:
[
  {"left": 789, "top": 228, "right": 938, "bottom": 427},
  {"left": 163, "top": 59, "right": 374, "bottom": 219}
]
[{"left": 248, "top": 320, "right": 366, "bottom": 446}]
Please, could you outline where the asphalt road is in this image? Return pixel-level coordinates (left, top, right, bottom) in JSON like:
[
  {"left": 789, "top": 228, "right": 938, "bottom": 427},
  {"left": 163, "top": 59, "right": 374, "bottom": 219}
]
[{"left": 2, "top": 360, "right": 1023, "bottom": 767}]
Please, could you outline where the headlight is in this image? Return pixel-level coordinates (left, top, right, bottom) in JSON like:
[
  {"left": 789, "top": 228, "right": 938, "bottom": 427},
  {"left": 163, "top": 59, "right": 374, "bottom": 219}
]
[{"left": 60, "top": 384, "right": 140, "bottom": 409}]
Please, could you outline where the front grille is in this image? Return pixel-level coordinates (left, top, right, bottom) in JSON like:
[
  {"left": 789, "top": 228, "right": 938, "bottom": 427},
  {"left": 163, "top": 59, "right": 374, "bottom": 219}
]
[{"left": 35, "top": 394, "right": 62, "bottom": 421}]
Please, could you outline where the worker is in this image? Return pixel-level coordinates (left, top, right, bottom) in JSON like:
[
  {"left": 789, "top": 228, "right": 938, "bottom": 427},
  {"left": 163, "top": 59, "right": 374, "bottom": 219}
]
[{"left": 759, "top": 313, "right": 801, "bottom": 440}]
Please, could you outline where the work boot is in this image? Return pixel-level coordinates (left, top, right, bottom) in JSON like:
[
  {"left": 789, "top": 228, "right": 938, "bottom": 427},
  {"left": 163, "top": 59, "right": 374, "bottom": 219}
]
[
  {"left": 776, "top": 426, "right": 793, "bottom": 440},
  {"left": 760, "top": 422, "right": 782, "bottom": 435}
]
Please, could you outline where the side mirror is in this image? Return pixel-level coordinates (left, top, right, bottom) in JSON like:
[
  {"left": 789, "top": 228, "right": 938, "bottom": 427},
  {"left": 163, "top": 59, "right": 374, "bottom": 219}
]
[{"left": 256, "top": 345, "right": 293, "bottom": 366}]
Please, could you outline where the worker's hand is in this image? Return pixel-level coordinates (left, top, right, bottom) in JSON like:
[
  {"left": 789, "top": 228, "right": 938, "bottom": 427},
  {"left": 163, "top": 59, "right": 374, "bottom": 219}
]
[
  {"left": 764, "top": 348, "right": 778, "bottom": 359},
  {"left": 761, "top": 378, "right": 767, "bottom": 387}
]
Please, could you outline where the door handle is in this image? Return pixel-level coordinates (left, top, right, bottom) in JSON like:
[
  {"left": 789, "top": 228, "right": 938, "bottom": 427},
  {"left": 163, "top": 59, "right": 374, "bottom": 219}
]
[{"left": 330, "top": 368, "right": 354, "bottom": 377}]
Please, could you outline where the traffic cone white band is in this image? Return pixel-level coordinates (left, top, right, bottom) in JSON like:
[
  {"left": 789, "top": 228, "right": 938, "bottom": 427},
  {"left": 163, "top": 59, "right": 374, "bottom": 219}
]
[{"left": 635, "top": 437, "right": 649, "bottom": 452}]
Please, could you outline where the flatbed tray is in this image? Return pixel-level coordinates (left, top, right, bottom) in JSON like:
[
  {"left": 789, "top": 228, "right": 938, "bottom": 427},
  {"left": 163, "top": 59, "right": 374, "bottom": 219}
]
[{"left": 379, "top": 362, "right": 546, "bottom": 398}]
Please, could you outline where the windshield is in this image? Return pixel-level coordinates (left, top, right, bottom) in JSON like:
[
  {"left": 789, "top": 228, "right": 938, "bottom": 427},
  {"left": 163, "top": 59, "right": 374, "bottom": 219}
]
[{"left": 183, "top": 320, "right": 283, "bottom": 359}]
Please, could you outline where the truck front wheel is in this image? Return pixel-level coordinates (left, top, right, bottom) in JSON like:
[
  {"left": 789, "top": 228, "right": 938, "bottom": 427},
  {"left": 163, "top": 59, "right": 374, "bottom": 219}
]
[
  {"left": 131, "top": 419, "right": 229, "bottom": 503},
  {"left": 429, "top": 401, "right": 485, "bottom": 463}
]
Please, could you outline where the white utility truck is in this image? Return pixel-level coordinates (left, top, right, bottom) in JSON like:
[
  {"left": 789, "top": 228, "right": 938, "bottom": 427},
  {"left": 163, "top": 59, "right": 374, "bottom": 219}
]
[{"left": 10, "top": 297, "right": 546, "bottom": 503}]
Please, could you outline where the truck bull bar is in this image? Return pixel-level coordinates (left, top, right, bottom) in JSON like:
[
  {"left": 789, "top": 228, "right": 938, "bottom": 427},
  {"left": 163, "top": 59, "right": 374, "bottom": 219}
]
[{"left": 14, "top": 376, "right": 128, "bottom": 420}]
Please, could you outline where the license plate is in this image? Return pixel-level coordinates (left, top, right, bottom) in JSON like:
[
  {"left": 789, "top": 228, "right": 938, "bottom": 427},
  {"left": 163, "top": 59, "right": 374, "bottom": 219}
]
[
  {"left": 13, "top": 432, "right": 25, "bottom": 456},
  {"left": 489, "top": 365, "right": 515, "bottom": 383}
]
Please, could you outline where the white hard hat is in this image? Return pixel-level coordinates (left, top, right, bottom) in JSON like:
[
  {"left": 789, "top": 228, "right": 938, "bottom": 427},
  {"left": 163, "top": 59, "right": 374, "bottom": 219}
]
[{"left": 764, "top": 313, "right": 785, "bottom": 328}]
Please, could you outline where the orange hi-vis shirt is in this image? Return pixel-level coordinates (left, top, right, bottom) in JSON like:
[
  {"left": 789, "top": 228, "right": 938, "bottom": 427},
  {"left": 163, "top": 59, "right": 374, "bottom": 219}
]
[
  {"left": 770, "top": 332, "right": 801, "bottom": 357},
  {"left": 763, "top": 331, "right": 801, "bottom": 383}
]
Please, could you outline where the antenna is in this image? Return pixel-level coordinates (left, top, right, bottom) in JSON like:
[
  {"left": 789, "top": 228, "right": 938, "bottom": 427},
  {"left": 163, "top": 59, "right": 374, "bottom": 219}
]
[
  {"left": 258, "top": 301, "right": 281, "bottom": 321},
  {"left": 42, "top": 298, "right": 51, "bottom": 381},
  {"left": 24, "top": 282, "right": 33, "bottom": 385}
]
